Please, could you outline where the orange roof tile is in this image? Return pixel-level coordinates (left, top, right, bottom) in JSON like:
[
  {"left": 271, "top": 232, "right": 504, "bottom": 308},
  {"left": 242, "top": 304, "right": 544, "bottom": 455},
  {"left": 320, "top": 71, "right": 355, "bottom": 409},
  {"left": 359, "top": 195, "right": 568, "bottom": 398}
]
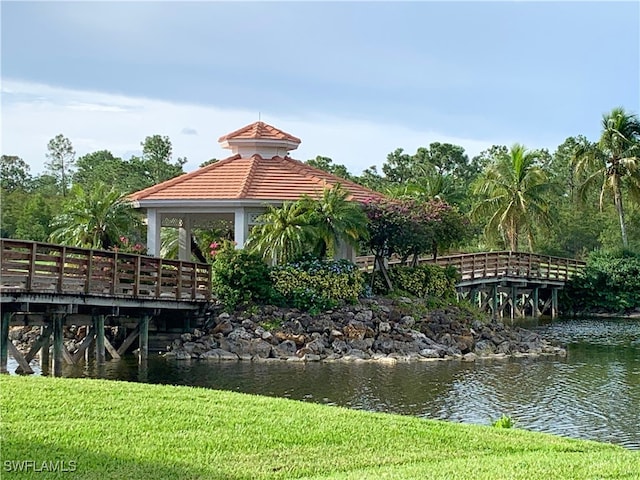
[
  {"left": 128, "top": 154, "right": 383, "bottom": 203},
  {"left": 218, "top": 121, "right": 301, "bottom": 144}
]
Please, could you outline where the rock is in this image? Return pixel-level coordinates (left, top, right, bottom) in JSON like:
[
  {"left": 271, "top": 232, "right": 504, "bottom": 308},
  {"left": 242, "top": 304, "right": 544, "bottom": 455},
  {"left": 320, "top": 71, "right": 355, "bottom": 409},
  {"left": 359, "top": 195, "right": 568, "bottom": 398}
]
[
  {"left": 379, "top": 321, "right": 391, "bottom": 333},
  {"left": 275, "top": 340, "right": 297, "bottom": 357},
  {"left": 213, "top": 320, "right": 233, "bottom": 336},
  {"left": 349, "top": 338, "right": 373, "bottom": 351},
  {"left": 261, "top": 331, "right": 273, "bottom": 341},
  {"left": 175, "top": 350, "right": 192, "bottom": 361},
  {"left": 201, "top": 349, "right": 239, "bottom": 361},
  {"left": 248, "top": 339, "right": 273, "bottom": 358},
  {"left": 454, "top": 334, "right": 475, "bottom": 354},
  {"left": 419, "top": 348, "right": 442, "bottom": 359},
  {"left": 332, "top": 339, "right": 351, "bottom": 354},
  {"left": 304, "top": 338, "right": 326, "bottom": 355},
  {"left": 462, "top": 352, "right": 477, "bottom": 362},
  {"left": 329, "top": 329, "right": 344, "bottom": 340},
  {"left": 182, "top": 342, "right": 196, "bottom": 354},
  {"left": 228, "top": 327, "right": 253, "bottom": 342},
  {"left": 180, "top": 333, "right": 193, "bottom": 342},
  {"left": 274, "top": 331, "right": 306, "bottom": 346},
  {"left": 304, "top": 354, "right": 322, "bottom": 362},
  {"left": 343, "top": 321, "right": 368, "bottom": 340},
  {"left": 400, "top": 316, "right": 415, "bottom": 328},
  {"left": 474, "top": 340, "right": 496, "bottom": 356},
  {"left": 372, "top": 336, "right": 394, "bottom": 354},
  {"left": 496, "top": 341, "right": 512, "bottom": 355},
  {"left": 241, "top": 319, "right": 256, "bottom": 330}
]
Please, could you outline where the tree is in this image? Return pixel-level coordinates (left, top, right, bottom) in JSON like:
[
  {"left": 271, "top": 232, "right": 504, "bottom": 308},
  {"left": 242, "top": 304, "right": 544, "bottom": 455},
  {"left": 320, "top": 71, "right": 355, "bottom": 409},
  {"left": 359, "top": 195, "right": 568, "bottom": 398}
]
[
  {"left": 301, "top": 184, "right": 369, "bottom": 259},
  {"left": 247, "top": 202, "right": 316, "bottom": 264},
  {"left": 573, "top": 107, "right": 640, "bottom": 248},
  {"left": 0, "top": 155, "right": 31, "bottom": 191},
  {"left": 471, "top": 144, "right": 552, "bottom": 252},
  {"left": 305, "top": 156, "right": 353, "bottom": 181},
  {"left": 141, "top": 135, "right": 186, "bottom": 185},
  {"left": 45, "top": 134, "right": 76, "bottom": 197},
  {"left": 49, "top": 183, "right": 142, "bottom": 250},
  {"left": 74, "top": 150, "right": 128, "bottom": 191}
]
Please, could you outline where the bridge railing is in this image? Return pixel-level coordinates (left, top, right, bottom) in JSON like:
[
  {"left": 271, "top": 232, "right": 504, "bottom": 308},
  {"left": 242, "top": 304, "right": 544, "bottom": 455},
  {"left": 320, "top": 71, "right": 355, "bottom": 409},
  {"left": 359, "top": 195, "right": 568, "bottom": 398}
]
[
  {"left": 0, "top": 239, "right": 212, "bottom": 301},
  {"left": 355, "top": 251, "right": 585, "bottom": 283}
]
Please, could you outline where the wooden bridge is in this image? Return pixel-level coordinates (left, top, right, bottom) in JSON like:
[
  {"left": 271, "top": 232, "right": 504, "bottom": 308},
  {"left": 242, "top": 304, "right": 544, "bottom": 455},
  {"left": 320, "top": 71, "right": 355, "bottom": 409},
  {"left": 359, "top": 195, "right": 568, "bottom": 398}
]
[
  {"left": 0, "top": 239, "right": 212, "bottom": 376},
  {"left": 356, "top": 251, "right": 586, "bottom": 320},
  {"left": 1, "top": 239, "right": 585, "bottom": 376}
]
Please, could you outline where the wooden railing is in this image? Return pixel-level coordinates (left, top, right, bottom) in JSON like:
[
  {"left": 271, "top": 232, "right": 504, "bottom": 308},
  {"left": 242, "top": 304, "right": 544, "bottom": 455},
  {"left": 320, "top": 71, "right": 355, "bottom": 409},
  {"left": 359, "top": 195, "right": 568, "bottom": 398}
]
[
  {"left": 355, "top": 251, "right": 586, "bottom": 284},
  {"left": 0, "top": 239, "right": 212, "bottom": 301}
]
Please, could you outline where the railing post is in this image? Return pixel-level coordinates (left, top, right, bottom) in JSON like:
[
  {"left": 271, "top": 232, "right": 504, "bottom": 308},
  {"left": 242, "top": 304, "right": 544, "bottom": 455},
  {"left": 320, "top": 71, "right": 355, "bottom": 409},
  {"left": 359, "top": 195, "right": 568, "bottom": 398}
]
[
  {"left": 57, "top": 245, "right": 66, "bottom": 293},
  {"left": 27, "top": 242, "right": 37, "bottom": 291},
  {"left": 86, "top": 250, "right": 94, "bottom": 294}
]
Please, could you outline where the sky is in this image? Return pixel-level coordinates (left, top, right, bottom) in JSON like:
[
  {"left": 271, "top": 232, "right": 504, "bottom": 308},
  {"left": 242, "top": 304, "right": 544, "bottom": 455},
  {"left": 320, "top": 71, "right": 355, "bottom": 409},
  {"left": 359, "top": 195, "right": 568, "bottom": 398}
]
[{"left": 1, "top": 1, "right": 639, "bottom": 176}]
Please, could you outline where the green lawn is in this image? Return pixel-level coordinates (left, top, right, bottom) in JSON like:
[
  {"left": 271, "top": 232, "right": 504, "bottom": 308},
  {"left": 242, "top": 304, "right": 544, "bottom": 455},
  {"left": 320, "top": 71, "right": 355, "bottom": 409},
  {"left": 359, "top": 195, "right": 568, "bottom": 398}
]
[{"left": 1, "top": 376, "right": 638, "bottom": 479}]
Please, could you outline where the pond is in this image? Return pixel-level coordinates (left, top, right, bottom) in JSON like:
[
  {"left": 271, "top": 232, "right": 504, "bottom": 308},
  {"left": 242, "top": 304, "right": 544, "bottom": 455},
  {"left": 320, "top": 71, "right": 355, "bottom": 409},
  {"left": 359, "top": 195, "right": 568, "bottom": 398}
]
[{"left": 10, "top": 317, "right": 640, "bottom": 449}]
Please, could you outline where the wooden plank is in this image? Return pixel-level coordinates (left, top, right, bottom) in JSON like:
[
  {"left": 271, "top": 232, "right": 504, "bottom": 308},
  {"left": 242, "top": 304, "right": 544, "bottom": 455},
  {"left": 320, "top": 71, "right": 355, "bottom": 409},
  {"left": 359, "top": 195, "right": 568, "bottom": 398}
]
[
  {"left": 7, "top": 341, "right": 33, "bottom": 374},
  {"left": 72, "top": 326, "right": 95, "bottom": 364},
  {"left": 116, "top": 324, "right": 140, "bottom": 356},
  {"left": 104, "top": 337, "right": 121, "bottom": 360}
]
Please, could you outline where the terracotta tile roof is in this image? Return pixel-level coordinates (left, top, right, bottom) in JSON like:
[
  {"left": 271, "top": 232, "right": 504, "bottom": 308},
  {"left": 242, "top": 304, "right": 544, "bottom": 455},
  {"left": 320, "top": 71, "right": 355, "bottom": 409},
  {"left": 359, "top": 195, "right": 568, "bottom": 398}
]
[
  {"left": 218, "top": 121, "right": 301, "bottom": 145},
  {"left": 128, "top": 154, "right": 383, "bottom": 203}
]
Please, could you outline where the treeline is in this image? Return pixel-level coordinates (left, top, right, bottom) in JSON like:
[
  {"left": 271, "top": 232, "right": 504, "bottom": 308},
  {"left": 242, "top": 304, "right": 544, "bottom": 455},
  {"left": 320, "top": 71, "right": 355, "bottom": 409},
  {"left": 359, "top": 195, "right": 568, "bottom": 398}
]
[{"left": 1, "top": 107, "right": 639, "bottom": 259}]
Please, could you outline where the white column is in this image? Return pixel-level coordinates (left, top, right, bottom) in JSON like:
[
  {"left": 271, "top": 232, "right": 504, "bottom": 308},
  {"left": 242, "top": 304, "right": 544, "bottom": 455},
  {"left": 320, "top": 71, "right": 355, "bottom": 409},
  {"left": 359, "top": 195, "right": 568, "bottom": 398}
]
[
  {"left": 178, "top": 217, "right": 192, "bottom": 261},
  {"left": 146, "top": 209, "right": 161, "bottom": 257},
  {"left": 234, "top": 207, "right": 246, "bottom": 248}
]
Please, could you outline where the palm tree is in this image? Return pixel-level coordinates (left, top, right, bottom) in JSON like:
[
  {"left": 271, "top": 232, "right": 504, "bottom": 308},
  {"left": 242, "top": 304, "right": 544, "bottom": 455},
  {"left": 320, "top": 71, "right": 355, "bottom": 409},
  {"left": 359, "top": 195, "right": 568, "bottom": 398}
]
[
  {"left": 573, "top": 107, "right": 640, "bottom": 248},
  {"left": 246, "top": 201, "right": 316, "bottom": 264},
  {"left": 49, "top": 183, "right": 141, "bottom": 250},
  {"left": 301, "top": 184, "right": 369, "bottom": 258},
  {"left": 471, "top": 144, "right": 552, "bottom": 251}
]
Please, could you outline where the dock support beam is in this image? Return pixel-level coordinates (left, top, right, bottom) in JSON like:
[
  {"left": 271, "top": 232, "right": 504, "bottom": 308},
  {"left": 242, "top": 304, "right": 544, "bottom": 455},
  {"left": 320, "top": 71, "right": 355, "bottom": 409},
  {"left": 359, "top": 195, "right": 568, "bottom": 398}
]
[
  {"left": 95, "top": 314, "right": 105, "bottom": 364},
  {"left": 551, "top": 288, "right": 559, "bottom": 319},
  {"left": 139, "top": 315, "right": 150, "bottom": 363},
  {"left": 40, "top": 325, "right": 50, "bottom": 374},
  {"left": 1, "top": 311, "right": 10, "bottom": 374},
  {"left": 52, "top": 315, "right": 64, "bottom": 377},
  {"left": 491, "top": 285, "right": 498, "bottom": 320},
  {"left": 533, "top": 288, "right": 539, "bottom": 318}
]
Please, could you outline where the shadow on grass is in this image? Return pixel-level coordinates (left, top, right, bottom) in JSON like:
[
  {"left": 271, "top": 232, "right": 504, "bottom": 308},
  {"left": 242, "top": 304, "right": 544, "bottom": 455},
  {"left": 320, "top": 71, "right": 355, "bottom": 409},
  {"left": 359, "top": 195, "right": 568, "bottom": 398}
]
[{"left": 2, "top": 436, "right": 239, "bottom": 480}]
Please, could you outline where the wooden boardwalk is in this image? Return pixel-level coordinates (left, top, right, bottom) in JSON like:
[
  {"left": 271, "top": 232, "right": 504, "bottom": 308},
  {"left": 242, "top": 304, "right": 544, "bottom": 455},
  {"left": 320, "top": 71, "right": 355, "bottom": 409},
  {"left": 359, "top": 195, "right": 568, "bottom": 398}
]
[
  {"left": 356, "top": 251, "right": 586, "bottom": 319},
  {"left": 1, "top": 239, "right": 212, "bottom": 375}
]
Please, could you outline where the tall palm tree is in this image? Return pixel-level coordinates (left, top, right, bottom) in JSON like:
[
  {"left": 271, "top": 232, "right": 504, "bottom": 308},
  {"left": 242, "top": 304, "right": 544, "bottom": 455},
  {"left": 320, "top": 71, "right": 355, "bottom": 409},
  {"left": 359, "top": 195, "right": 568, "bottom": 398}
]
[
  {"left": 573, "top": 107, "right": 640, "bottom": 248},
  {"left": 302, "top": 184, "right": 369, "bottom": 258},
  {"left": 246, "top": 201, "right": 316, "bottom": 264},
  {"left": 471, "top": 144, "right": 552, "bottom": 251},
  {"left": 49, "top": 183, "right": 141, "bottom": 250}
]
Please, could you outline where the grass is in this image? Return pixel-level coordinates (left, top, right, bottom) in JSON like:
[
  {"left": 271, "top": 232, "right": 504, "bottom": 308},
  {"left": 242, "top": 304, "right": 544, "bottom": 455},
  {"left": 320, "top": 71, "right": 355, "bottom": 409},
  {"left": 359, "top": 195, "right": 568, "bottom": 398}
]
[{"left": 1, "top": 376, "right": 638, "bottom": 479}]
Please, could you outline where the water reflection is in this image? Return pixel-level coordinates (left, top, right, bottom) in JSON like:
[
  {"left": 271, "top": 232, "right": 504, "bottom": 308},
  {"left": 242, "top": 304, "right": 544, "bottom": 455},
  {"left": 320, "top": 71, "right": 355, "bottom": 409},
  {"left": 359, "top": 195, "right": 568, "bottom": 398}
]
[{"left": 7, "top": 318, "right": 640, "bottom": 449}]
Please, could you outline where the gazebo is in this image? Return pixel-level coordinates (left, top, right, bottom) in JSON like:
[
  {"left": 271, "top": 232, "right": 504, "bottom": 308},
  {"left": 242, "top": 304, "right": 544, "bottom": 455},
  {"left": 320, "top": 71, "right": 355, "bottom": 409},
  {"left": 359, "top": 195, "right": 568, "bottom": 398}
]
[{"left": 129, "top": 121, "right": 383, "bottom": 261}]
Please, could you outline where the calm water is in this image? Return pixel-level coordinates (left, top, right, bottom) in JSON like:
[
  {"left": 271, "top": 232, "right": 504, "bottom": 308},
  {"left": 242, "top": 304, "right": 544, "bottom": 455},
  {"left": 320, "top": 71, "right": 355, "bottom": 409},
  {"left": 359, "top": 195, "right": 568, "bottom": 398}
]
[{"left": 10, "top": 317, "right": 640, "bottom": 449}]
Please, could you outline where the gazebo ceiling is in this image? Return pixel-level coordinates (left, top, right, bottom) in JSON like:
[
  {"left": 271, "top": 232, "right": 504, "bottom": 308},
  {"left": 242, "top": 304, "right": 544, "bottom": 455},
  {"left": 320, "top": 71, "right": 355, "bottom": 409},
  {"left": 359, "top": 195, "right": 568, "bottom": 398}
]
[{"left": 129, "top": 121, "right": 383, "bottom": 205}]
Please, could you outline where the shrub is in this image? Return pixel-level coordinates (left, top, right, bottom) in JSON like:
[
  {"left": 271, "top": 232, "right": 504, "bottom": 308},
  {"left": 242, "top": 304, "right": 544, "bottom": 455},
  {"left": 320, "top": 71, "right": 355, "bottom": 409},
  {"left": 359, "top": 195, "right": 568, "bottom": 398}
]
[
  {"left": 270, "top": 257, "right": 363, "bottom": 313},
  {"left": 492, "top": 414, "right": 516, "bottom": 429},
  {"left": 386, "top": 264, "right": 458, "bottom": 299},
  {"left": 561, "top": 250, "right": 640, "bottom": 314},
  {"left": 211, "top": 242, "right": 275, "bottom": 311}
]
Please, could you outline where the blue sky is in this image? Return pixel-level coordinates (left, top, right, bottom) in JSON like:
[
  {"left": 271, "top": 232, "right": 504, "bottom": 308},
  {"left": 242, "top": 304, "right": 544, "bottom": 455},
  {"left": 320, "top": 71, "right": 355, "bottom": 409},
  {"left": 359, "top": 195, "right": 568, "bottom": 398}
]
[{"left": 2, "top": 1, "right": 639, "bottom": 175}]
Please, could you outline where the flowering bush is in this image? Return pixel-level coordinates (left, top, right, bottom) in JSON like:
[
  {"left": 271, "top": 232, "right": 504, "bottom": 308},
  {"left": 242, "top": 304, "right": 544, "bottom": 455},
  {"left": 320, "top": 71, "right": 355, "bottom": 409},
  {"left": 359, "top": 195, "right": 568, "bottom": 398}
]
[
  {"left": 270, "top": 257, "right": 363, "bottom": 311},
  {"left": 112, "top": 236, "right": 146, "bottom": 254}
]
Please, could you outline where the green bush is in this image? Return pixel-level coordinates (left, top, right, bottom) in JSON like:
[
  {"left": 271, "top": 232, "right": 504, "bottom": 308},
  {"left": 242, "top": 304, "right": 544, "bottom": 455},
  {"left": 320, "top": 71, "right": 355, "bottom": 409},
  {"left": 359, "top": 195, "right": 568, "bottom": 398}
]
[
  {"left": 211, "top": 243, "right": 276, "bottom": 311},
  {"left": 561, "top": 250, "right": 640, "bottom": 314},
  {"left": 270, "top": 258, "right": 363, "bottom": 313},
  {"left": 373, "top": 263, "right": 459, "bottom": 299}
]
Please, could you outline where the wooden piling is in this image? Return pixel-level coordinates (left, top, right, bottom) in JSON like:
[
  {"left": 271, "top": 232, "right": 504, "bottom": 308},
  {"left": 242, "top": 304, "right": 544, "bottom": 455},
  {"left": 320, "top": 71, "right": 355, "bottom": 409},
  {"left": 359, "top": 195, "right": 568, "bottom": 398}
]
[
  {"left": 95, "top": 314, "right": 105, "bottom": 364},
  {"left": 552, "top": 288, "right": 559, "bottom": 319},
  {"left": 139, "top": 315, "right": 150, "bottom": 363},
  {"left": 40, "top": 325, "right": 50, "bottom": 373},
  {"left": 533, "top": 288, "right": 540, "bottom": 318},
  {"left": 52, "top": 315, "right": 64, "bottom": 377},
  {"left": 0, "top": 311, "right": 9, "bottom": 374}
]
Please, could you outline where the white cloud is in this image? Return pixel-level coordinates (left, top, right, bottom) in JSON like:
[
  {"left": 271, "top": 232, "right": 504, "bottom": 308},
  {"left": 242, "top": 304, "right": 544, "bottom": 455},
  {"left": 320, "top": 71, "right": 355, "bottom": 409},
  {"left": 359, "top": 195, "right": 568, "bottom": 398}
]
[{"left": 1, "top": 79, "right": 513, "bottom": 176}]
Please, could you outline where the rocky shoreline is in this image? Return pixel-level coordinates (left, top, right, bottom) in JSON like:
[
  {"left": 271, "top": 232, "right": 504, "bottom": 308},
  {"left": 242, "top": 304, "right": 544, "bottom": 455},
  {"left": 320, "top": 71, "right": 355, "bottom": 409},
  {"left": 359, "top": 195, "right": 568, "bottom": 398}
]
[{"left": 166, "top": 297, "right": 566, "bottom": 363}]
